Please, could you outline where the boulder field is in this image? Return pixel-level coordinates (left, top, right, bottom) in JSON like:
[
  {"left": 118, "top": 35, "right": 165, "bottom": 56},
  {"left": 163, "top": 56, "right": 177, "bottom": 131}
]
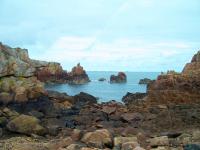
[{"left": 0, "top": 43, "right": 200, "bottom": 150}]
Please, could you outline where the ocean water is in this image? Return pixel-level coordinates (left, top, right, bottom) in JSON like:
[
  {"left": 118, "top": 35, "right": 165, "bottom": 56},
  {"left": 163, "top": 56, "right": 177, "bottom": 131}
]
[{"left": 45, "top": 72, "right": 160, "bottom": 102}]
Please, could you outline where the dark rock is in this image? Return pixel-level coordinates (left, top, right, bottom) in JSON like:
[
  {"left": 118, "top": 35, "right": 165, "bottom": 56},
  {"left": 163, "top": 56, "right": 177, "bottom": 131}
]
[
  {"left": 74, "top": 92, "right": 97, "bottom": 105},
  {"left": 139, "top": 78, "right": 153, "bottom": 85},
  {"left": 122, "top": 92, "right": 147, "bottom": 105},
  {"left": 110, "top": 72, "right": 127, "bottom": 83},
  {"left": 98, "top": 78, "right": 106, "bottom": 82}
]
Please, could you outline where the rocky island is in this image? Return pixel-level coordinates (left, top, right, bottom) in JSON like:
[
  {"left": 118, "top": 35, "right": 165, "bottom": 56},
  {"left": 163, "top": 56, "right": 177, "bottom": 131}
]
[
  {"left": 110, "top": 72, "right": 127, "bottom": 83},
  {"left": 0, "top": 42, "right": 200, "bottom": 150}
]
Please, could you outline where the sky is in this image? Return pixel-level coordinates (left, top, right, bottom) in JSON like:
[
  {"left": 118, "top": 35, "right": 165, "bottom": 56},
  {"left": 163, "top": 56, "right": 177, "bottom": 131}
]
[{"left": 0, "top": 0, "right": 200, "bottom": 72}]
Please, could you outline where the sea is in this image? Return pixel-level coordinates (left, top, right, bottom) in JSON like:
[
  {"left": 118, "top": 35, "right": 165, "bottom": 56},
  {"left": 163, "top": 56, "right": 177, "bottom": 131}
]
[{"left": 45, "top": 72, "right": 160, "bottom": 102}]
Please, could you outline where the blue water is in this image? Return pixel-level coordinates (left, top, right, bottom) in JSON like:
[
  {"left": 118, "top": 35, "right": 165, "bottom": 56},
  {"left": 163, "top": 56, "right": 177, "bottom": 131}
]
[{"left": 45, "top": 72, "right": 159, "bottom": 102}]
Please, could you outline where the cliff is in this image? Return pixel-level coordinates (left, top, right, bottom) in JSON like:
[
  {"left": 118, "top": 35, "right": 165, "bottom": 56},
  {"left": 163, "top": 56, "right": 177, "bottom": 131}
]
[{"left": 147, "top": 50, "right": 200, "bottom": 105}]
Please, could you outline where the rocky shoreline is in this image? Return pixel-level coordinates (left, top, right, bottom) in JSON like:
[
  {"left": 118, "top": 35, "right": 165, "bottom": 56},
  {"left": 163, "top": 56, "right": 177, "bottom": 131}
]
[{"left": 0, "top": 43, "right": 200, "bottom": 150}]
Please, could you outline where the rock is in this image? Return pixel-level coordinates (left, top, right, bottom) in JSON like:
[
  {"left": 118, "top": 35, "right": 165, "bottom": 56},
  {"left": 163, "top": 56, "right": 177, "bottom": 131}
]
[
  {"left": 122, "top": 92, "right": 147, "bottom": 105},
  {"left": 176, "top": 133, "right": 192, "bottom": 145},
  {"left": 0, "top": 136, "right": 48, "bottom": 150},
  {"left": 121, "top": 142, "right": 140, "bottom": 150},
  {"left": 110, "top": 72, "right": 127, "bottom": 83},
  {"left": 66, "top": 143, "right": 86, "bottom": 150},
  {"left": 101, "top": 105, "right": 117, "bottom": 115},
  {"left": 99, "top": 78, "right": 106, "bottom": 82},
  {"left": 68, "top": 63, "right": 90, "bottom": 84},
  {"left": 0, "top": 76, "right": 45, "bottom": 104},
  {"left": 81, "top": 129, "right": 113, "bottom": 148},
  {"left": 7, "top": 114, "right": 46, "bottom": 135},
  {"left": 139, "top": 78, "right": 153, "bottom": 85},
  {"left": 14, "top": 86, "right": 28, "bottom": 102},
  {"left": 0, "top": 42, "right": 35, "bottom": 77},
  {"left": 0, "top": 92, "right": 13, "bottom": 104},
  {"left": 0, "top": 116, "right": 8, "bottom": 127},
  {"left": 114, "top": 136, "right": 138, "bottom": 147},
  {"left": 35, "top": 62, "right": 68, "bottom": 83},
  {"left": 149, "top": 136, "right": 169, "bottom": 147},
  {"left": 0, "top": 128, "right": 3, "bottom": 137},
  {"left": 2, "top": 107, "right": 19, "bottom": 119},
  {"left": 74, "top": 92, "right": 97, "bottom": 105},
  {"left": 192, "top": 130, "right": 200, "bottom": 141},
  {"left": 47, "top": 137, "right": 73, "bottom": 149},
  {"left": 133, "top": 146, "right": 146, "bottom": 150},
  {"left": 121, "top": 113, "right": 143, "bottom": 122},
  {"left": 147, "top": 50, "right": 200, "bottom": 105}
]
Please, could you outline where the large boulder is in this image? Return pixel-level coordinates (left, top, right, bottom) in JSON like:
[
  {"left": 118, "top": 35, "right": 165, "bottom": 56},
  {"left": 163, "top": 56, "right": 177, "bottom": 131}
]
[
  {"left": 7, "top": 114, "right": 46, "bottom": 135},
  {"left": 110, "top": 72, "right": 127, "bottom": 83}
]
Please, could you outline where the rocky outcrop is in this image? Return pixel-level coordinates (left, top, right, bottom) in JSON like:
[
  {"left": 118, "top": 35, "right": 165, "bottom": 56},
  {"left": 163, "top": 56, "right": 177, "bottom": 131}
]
[
  {"left": 146, "top": 50, "right": 200, "bottom": 105},
  {"left": 68, "top": 63, "right": 90, "bottom": 84},
  {"left": 0, "top": 43, "right": 47, "bottom": 104},
  {"left": 98, "top": 78, "right": 106, "bottom": 82},
  {"left": 139, "top": 78, "right": 153, "bottom": 85},
  {"left": 34, "top": 61, "right": 68, "bottom": 83},
  {"left": 110, "top": 72, "right": 127, "bottom": 83}
]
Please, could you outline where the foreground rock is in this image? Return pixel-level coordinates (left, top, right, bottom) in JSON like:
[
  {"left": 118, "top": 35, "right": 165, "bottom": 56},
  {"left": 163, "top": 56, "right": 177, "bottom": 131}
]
[
  {"left": 7, "top": 114, "right": 46, "bottom": 135},
  {"left": 110, "top": 72, "right": 127, "bottom": 83}
]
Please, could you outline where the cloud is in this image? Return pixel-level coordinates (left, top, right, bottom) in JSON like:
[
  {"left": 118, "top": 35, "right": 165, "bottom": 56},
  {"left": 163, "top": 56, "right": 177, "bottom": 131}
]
[{"left": 28, "top": 36, "right": 197, "bottom": 71}]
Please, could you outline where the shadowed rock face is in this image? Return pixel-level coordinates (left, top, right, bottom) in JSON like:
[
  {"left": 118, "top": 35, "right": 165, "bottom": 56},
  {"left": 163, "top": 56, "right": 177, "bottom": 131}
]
[
  {"left": 146, "top": 51, "right": 200, "bottom": 105},
  {"left": 110, "top": 72, "right": 127, "bottom": 83}
]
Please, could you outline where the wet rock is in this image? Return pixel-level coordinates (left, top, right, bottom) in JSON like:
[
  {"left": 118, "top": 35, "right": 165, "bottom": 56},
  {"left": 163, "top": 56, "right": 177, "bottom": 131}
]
[
  {"left": 110, "top": 72, "right": 127, "bottom": 83},
  {"left": 81, "top": 129, "right": 113, "bottom": 148},
  {"left": 7, "top": 114, "right": 46, "bottom": 135}
]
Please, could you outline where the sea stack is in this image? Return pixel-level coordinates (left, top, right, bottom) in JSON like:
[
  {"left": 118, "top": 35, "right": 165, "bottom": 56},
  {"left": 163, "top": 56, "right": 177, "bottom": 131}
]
[
  {"left": 110, "top": 72, "right": 127, "bottom": 83},
  {"left": 68, "top": 63, "right": 90, "bottom": 84}
]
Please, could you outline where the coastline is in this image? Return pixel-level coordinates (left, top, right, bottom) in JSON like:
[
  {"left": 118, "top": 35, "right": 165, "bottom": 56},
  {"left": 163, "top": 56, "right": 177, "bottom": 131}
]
[{"left": 0, "top": 43, "right": 200, "bottom": 149}]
